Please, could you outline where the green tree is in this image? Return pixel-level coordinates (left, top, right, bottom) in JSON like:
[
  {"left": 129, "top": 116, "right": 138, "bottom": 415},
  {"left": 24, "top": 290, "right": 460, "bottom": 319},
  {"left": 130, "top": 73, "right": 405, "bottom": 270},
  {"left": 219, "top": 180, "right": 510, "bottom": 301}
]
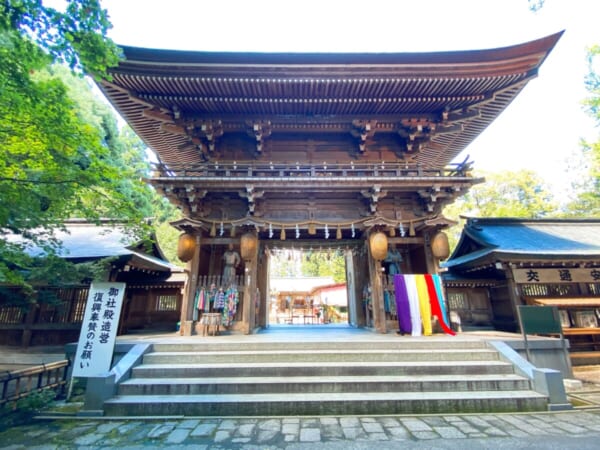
[
  {"left": 301, "top": 250, "right": 346, "bottom": 283},
  {"left": 443, "top": 169, "right": 559, "bottom": 249},
  {"left": 154, "top": 205, "right": 184, "bottom": 266},
  {"left": 563, "top": 45, "right": 600, "bottom": 217},
  {"left": 269, "top": 249, "right": 346, "bottom": 283},
  {"left": 0, "top": 1, "right": 156, "bottom": 301}
]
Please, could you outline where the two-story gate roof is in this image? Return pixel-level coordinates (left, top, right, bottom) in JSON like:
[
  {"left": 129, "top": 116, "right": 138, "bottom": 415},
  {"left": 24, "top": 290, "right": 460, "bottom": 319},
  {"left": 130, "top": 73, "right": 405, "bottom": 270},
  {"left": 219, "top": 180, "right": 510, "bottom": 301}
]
[{"left": 98, "top": 32, "right": 561, "bottom": 170}]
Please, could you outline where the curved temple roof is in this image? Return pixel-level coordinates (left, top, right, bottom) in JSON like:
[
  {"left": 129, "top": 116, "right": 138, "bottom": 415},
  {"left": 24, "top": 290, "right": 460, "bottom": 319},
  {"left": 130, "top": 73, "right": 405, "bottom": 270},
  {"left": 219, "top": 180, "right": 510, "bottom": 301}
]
[
  {"left": 444, "top": 218, "right": 600, "bottom": 270},
  {"left": 98, "top": 32, "right": 562, "bottom": 169}
]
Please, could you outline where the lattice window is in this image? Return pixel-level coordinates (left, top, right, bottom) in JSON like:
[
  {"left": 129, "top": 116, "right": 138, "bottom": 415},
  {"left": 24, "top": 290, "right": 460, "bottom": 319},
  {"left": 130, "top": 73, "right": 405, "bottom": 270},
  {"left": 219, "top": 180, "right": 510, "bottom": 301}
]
[
  {"left": 588, "top": 283, "right": 600, "bottom": 295},
  {"left": 520, "top": 284, "right": 579, "bottom": 297},
  {"left": 156, "top": 295, "right": 178, "bottom": 312},
  {"left": 0, "top": 306, "right": 25, "bottom": 324},
  {"left": 447, "top": 292, "right": 467, "bottom": 310}
]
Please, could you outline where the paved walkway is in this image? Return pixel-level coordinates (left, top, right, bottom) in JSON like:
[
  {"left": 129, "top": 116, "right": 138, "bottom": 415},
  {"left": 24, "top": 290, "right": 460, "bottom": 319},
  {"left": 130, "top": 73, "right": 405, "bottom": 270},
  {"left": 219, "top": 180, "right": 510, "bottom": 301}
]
[{"left": 3, "top": 409, "right": 600, "bottom": 449}]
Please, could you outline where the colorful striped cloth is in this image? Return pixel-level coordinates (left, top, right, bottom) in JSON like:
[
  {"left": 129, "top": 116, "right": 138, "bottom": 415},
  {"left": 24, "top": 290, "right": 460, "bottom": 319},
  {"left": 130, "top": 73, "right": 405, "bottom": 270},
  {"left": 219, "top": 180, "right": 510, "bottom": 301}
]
[
  {"left": 404, "top": 274, "right": 422, "bottom": 337},
  {"left": 393, "top": 275, "right": 412, "bottom": 334},
  {"left": 393, "top": 274, "right": 455, "bottom": 336}
]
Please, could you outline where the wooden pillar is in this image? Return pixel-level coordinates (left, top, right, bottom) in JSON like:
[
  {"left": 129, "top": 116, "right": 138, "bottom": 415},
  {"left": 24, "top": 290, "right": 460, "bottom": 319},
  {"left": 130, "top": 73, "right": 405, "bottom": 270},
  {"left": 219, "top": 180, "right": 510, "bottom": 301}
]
[
  {"left": 21, "top": 303, "right": 37, "bottom": 347},
  {"left": 241, "top": 241, "right": 259, "bottom": 334},
  {"left": 345, "top": 249, "right": 358, "bottom": 327},
  {"left": 367, "top": 241, "right": 387, "bottom": 333},
  {"left": 506, "top": 264, "right": 523, "bottom": 332},
  {"left": 180, "top": 233, "right": 201, "bottom": 336},
  {"left": 424, "top": 231, "right": 437, "bottom": 274},
  {"left": 256, "top": 245, "right": 269, "bottom": 328}
]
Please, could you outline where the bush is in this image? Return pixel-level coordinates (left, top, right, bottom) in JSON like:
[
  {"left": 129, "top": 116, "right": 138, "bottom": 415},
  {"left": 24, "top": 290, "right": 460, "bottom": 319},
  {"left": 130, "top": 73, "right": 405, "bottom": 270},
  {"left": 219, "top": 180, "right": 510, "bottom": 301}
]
[{"left": 0, "top": 389, "right": 57, "bottom": 431}]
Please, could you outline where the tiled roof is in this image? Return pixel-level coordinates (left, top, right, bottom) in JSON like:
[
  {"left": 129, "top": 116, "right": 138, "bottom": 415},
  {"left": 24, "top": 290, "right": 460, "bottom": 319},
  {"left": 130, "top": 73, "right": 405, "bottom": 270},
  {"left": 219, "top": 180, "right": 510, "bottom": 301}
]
[
  {"left": 443, "top": 218, "right": 600, "bottom": 269},
  {"left": 8, "top": 222, "right": 180, "bottom": 273},
  {"left": 98, "top": 32, "right": 562, "bottom": 169}
]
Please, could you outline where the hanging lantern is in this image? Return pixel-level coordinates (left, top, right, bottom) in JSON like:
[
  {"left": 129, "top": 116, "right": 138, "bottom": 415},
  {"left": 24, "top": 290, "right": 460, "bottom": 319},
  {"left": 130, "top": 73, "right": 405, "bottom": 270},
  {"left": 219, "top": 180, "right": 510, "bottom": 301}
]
[
  {"left": 210, "top": 222, "right": 216, "bottom": 237},
  {"left": 308, "top": 223, "right": 316, "bottom": 235},
  {"left": 230, "top": 225, "right": 236, "bottom": 237},
  {"left": 336, "top": 226, "right": 342, "bottom": 240},
  {"left": 280, "top": 227, "right": 286, "bottom": 241},
  {"left": 431, "top": 231, "right": 450, "bottom": 260},
  {"left": 240, "top": 232, "right": 258, "bottom": 261},
  {"left": 369, "top": 231, "right": 388, "bottom": 261},
  {"left": 389, "top": 226, "right": 396, "bottom": 237},
  {"left": 177, "top": 233, "right": 196, "bottom": 262}
]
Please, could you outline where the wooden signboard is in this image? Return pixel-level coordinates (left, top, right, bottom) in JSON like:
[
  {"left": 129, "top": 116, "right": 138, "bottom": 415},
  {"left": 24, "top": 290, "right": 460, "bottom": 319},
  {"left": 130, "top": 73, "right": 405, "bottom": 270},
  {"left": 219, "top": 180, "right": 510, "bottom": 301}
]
[
  {"left": 73, "top": 282, "right": 126, "bottom": 377},
  {"left": 513, "top": 268, "right": 600, "bottom": 284}
]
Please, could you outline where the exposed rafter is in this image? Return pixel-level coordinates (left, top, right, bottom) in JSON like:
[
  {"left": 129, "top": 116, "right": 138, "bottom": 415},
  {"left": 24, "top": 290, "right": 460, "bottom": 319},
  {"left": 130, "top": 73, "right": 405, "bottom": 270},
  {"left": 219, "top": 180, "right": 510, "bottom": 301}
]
[{"left": 98, "top": 32, "right": 562, "bottom": 169}]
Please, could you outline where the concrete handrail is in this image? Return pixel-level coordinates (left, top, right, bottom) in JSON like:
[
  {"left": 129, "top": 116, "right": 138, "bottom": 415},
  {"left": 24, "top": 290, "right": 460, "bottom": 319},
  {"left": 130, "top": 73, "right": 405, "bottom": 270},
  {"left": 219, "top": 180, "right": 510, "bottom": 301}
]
[
  {"left": 488, "top": 340, "right": 571, "bottom": 411},
  {"left": 80, "top": 343, "right": 152, "bottom": 415}
]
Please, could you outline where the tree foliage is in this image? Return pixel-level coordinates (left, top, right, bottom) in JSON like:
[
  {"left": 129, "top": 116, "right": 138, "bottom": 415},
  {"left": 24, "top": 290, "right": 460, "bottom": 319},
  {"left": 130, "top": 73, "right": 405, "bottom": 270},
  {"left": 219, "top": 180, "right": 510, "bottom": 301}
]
[
  {"left": 0, "top": 1, "right": 159, "bottom": 300},
  {"left": 443, "top": 169, "right": 559, "bottom": 249},
  {"left": 563, "top": 45, "right": 600, "bottom": 217},
  {"left": 446, "top": 169, "right": 557, "bottom": 218},
  {"left": 301, "top": 250, "right": 346, "bottom": 283},
  {"left": 269, "top": 249, "right": 346, "bottom": 283},
  {"left": 154, "top": 205, "right": 185, "bottom": 266},
  {"left": 1, "top": 0, "right": 120, "bottom": 78}
]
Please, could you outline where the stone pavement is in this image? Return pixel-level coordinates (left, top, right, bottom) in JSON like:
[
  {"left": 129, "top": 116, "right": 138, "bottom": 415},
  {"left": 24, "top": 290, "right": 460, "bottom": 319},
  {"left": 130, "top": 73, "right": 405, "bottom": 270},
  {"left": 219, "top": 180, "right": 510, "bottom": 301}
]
[{"left": 3, "top": 409, "right": 600, "bottom": 449}]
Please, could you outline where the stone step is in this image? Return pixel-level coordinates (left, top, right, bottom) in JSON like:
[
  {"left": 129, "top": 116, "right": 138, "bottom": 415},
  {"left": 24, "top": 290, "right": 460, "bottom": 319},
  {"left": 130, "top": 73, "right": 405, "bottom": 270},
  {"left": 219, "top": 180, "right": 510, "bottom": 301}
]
[
  {"left": 151, "top": 339, "right": 488, "bottom": 353},
  {"left": 131, "top": 360, "right": 515, "bottom": 378},
  {"left": 103, "top": 390, "right": 548, "bottom": 416},
  {"left": 118, "top": 373, "right": 532, "bottom": 396},
  {"left": 143, "top": 348, "right": 499, "bottom": 364}
]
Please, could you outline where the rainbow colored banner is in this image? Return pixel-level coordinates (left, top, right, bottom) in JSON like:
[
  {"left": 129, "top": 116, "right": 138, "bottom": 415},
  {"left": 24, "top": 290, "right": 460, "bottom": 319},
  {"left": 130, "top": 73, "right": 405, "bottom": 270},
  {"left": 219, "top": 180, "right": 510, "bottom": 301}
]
[{"left": 393, "top": 274, "right": 455, "bottom": 336}]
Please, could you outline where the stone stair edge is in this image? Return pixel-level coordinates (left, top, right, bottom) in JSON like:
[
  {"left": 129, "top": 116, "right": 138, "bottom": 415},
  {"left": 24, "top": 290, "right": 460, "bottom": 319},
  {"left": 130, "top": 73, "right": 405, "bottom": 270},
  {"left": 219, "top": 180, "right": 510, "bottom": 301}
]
[
  {"left": 105, "top": 390, "right": 547, "bottom": 404},
  {"left": 133, "top": 360, "right": 511, "bottom": 369},
  {"left": 121, "top": 373, "right": 528, "bottom": 384},
  {"left": 144, "top": 348, "right": 497, "bottom": 356},
  {"left": 150, "top": 341, "right": 489, "bottom": 350}
]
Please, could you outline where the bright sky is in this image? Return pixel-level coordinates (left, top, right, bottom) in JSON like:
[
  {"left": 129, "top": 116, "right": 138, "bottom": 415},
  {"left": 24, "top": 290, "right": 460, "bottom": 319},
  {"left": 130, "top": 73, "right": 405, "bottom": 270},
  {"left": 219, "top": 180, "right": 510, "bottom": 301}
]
[{"left": 97, "top": 0, "right": 600, "bottom": 197}]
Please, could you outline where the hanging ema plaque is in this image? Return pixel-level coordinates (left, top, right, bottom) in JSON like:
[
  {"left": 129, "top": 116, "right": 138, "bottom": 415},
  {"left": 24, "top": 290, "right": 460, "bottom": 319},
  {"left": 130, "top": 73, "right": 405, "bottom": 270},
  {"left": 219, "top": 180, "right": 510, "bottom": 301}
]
[{"left": 72, "top": 282, "right": 126, "bottom": 377}]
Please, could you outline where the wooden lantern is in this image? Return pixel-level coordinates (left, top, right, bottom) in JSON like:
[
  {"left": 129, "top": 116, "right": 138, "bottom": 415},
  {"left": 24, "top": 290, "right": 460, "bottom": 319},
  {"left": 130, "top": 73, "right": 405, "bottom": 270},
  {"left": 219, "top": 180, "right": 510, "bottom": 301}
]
[
  {"left": 431, "top": 231, "right": 450, "bottom": 260},
  {"left": 177, "top": 233, "right": 196, "bottom": 262},
  {"left": 240, "top": 232, "right": 258, "bottom": 260},
  {"left": 369, "top": 231, "right": 388, "bottom": 261}
]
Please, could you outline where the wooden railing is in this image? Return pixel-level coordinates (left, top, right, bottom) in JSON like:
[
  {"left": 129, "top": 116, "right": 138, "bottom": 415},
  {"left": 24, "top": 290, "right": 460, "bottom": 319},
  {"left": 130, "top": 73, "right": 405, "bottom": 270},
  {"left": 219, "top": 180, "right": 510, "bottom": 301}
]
[
  {"left": 152, "top": 160, "right": 473, "bottom": 179},
  {"left": 1, "top": 360, "right": 69, "bottom": 408}
]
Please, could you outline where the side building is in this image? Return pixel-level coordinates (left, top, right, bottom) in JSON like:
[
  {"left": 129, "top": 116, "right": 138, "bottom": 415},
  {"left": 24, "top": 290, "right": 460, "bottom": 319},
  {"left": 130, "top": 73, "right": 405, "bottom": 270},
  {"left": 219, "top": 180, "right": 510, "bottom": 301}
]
[
  {"left": 0, "top": 220, "right": 185, "bottom": 346},
  {"left": 443, "top": 217, "right": 600, "bottom": 365}
]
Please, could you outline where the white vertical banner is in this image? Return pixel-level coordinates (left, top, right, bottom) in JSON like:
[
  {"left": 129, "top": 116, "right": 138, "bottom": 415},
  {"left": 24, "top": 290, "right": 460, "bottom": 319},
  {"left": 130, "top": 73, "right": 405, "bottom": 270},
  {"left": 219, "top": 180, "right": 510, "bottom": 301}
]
[{"left": 72, "top": 282, "right": 126, "bottom": 377}]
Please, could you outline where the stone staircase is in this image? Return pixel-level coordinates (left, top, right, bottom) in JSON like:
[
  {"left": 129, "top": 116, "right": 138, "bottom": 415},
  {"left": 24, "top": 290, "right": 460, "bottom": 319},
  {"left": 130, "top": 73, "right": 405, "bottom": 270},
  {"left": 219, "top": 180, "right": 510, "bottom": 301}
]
[{"left": 103, "top": 339, "right": 548, "bottom": 416}]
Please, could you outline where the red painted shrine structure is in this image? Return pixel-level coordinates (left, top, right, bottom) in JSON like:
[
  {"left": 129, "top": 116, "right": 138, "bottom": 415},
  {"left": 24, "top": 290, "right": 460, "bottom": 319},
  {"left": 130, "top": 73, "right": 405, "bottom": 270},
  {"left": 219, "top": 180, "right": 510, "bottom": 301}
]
[{"left": 98, "top": 32, "right": 562, "bottom": 335}]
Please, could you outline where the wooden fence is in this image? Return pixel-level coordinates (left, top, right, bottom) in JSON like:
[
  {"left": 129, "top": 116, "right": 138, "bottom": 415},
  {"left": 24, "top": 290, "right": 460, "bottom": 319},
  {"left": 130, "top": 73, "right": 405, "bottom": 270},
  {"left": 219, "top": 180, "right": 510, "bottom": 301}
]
[{"left": 1, "top": 360, "right": 69, "bottom": 409}]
